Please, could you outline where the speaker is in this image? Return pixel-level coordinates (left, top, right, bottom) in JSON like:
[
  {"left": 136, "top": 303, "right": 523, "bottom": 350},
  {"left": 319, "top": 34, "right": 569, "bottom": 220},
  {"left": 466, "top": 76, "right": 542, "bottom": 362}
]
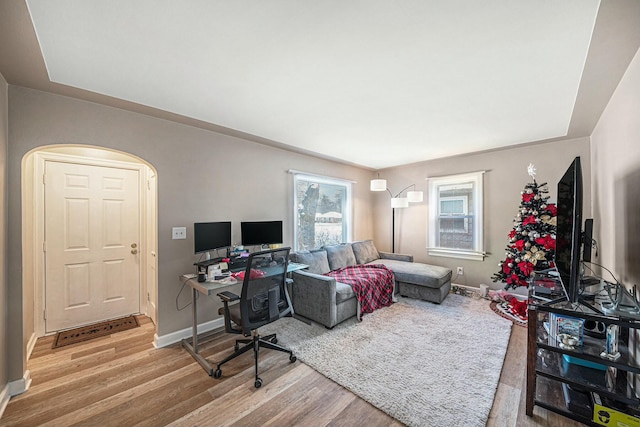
[{"left": 584, "top": 320, "right": 606, "bottom": 338}]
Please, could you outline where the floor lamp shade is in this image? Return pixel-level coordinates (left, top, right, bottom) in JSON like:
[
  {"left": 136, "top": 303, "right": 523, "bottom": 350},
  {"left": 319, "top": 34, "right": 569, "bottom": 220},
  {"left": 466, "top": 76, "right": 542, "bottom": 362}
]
[
  {"left": 407, "top": 190, "right": 423, "bottom": 203},
  {"left": 370, "top": 179, "right": 387, "bottom": 191},
  {"left": 391, "top": 197, "right": 409, "bottom": 208},
  {"left": 370, "top": 178, "right": 422, "bottom": 253}
]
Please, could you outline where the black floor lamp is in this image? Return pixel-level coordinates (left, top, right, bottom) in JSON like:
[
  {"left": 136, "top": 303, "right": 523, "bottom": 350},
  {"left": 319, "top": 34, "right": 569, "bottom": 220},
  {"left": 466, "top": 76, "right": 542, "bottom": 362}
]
[{"left": 370, "top": 177, "right": 423, "bottom": 253}]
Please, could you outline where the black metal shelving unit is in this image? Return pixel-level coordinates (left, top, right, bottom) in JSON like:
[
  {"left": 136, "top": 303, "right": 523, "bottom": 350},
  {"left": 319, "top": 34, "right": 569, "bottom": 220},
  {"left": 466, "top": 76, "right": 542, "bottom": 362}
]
[{"left": 527, "top": 300, "right": 640, "bottom": 426}]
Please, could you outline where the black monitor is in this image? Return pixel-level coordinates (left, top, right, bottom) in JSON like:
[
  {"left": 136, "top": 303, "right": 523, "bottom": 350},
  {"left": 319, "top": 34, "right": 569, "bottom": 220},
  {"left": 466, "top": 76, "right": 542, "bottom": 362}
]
[
  {"left": 194, "top": 222, "right": 232, "bottom": 255},
  {"left": 555, "top": 157, "right": 593, "bottom": 303},
  {"left": 240, "top": 221, "right": 283, "bottom": 246}
]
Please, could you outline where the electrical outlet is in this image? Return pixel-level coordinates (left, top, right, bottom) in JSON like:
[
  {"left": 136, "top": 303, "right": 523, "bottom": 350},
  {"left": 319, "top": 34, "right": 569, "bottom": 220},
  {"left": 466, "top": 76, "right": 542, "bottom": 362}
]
[
  {"left": 172, "top": 227, "right": 187, "bottom": 240},
  {"left": 457, "top": 267, "right": 464, "bottom": 275}
]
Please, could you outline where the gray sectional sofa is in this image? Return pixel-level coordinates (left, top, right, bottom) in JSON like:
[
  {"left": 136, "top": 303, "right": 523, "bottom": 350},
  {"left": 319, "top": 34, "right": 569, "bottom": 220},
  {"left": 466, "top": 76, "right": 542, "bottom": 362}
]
[{"left": 289, "top": 240, "right": 452, "bottom": 328}]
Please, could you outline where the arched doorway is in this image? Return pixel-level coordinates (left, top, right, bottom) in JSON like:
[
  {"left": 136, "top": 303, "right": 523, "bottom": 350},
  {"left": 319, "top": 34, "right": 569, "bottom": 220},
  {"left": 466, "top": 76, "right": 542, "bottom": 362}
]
[{"left": 22, "top": 145, "right": 158, "bottom": 342}]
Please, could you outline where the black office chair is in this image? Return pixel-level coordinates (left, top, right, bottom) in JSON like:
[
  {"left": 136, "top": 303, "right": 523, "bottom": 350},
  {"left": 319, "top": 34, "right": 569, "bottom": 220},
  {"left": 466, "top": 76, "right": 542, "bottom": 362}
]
[{"left": 215, "top": 247, "right": 296, "bottom": 388}]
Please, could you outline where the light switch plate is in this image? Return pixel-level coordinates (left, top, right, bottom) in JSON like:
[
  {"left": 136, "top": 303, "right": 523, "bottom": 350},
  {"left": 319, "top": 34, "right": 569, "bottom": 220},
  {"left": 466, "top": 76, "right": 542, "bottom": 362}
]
[{"left": 172, "top": 227, "right": 187, "bottom": 240}]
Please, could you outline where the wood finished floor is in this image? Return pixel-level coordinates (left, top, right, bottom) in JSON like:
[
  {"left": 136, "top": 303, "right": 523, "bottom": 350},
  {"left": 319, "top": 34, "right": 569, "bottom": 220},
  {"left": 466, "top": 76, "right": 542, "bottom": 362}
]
[{"left": 1, "top": 315, "right": 587, "bottom": 427}]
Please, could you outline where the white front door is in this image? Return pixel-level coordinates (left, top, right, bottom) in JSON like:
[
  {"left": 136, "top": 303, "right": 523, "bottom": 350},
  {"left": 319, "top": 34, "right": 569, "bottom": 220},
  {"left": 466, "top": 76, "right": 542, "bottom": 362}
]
[
  {"left": 44, "top": 160, "right": 141, "bottom": 332},
  {"left": 146, "top": 172, "right": 158, "bottom": 325}
]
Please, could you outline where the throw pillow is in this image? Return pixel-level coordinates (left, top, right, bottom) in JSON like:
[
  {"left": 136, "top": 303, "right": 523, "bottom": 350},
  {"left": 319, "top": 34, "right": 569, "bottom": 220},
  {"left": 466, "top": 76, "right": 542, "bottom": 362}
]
[
  {"left": 352, "top": 239, "right": 380, "bottom": 264},
  {"left": 293, "top": 250, "right": 330, "bottom": 275},
  {"left": 324, "top": 243, "right": 357, "bottom": 271}
]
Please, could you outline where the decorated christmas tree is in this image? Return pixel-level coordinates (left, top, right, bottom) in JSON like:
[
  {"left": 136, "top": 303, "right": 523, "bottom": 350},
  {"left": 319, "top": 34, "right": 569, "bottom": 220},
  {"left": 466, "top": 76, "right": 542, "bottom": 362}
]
[{"left": 493, "top": 164, "right": 557, "bottom": 289}]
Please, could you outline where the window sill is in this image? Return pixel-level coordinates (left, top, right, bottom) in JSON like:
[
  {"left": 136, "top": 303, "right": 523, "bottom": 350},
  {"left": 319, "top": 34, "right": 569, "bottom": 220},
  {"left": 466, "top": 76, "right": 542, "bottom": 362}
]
[{"left": 427, "top": 248, "right": 485, "bottom": 261}]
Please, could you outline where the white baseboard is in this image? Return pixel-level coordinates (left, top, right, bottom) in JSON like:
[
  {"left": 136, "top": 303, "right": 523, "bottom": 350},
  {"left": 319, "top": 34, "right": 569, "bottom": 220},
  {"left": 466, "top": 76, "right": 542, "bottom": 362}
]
[
  {"left": 153, "top": 318, "right": 225, "bottom": 348},
  {"left": 1, "top": 371, "right": 32, "bottom": 418},
  {"left": 0, "top": 383, "right": 10, "bottom": 420},
  {"left": 26, "top": 332, "right": 37, "bottom": 361},
  {"left": 8, "top": 370, "right": 31, "bottom": 397}
]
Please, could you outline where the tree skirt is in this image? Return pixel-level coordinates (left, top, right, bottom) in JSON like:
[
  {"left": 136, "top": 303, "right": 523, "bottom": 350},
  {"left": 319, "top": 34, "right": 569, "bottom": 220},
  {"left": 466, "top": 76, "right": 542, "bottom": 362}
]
[{"left": 490, "top": 301, "right": 527, "bottom": 327}]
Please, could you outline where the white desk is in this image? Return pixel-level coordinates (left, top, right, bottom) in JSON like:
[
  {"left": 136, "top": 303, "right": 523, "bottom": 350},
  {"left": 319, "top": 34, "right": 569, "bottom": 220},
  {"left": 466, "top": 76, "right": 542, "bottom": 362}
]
[
  {"left": 180, "top": 262, "right": 308, "bottom": 375},
  {"left": 180, "top": 275, "right": 238, "bottom": 375}
]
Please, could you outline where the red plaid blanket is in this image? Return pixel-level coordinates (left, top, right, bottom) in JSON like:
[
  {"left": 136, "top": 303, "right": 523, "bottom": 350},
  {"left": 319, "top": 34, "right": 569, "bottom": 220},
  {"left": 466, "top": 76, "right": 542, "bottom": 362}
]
[{"left": 325, "top": 264, "right": 395, "bottom": 319}]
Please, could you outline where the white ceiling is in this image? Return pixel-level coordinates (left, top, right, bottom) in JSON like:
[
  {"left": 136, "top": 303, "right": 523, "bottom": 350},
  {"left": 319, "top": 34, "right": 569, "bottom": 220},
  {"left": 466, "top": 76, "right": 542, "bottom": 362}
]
[{"left": 24, "top": 0, "right": 601, "bottom": 169}]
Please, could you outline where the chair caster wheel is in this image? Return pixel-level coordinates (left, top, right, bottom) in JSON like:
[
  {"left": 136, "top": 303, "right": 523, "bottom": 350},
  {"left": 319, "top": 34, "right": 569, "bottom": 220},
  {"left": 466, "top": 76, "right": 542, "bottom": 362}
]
[
  {"left": 290, "top": 355, "right": 297, "bottom": 363},
  {"left": 254, "top": 378, "right": 263, "bottom": 388},
  {"left": 271, "top": 338, "right": 278, "bottom": 344},
  {"left": 213, "top": 368, "right": 222, "bottom": 379}
]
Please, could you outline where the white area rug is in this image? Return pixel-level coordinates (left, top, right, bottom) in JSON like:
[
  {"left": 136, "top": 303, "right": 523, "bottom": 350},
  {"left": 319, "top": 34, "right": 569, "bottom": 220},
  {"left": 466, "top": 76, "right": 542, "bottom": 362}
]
[{"left": 262, "top": 294, "right": 512, "bottom": 427}]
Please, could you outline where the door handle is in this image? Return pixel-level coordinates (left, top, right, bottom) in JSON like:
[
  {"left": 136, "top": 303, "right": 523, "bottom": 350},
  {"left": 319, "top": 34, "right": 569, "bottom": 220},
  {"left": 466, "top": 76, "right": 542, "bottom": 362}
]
[{"left": 131, "top": 249, "right": 138, "bottom": 254}]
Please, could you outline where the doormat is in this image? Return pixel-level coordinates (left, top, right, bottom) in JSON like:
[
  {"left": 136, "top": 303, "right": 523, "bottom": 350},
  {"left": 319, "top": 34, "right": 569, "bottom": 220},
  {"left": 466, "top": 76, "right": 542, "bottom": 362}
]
[{"left": 52, "top": 315, "right": 140, "bottom": 349}]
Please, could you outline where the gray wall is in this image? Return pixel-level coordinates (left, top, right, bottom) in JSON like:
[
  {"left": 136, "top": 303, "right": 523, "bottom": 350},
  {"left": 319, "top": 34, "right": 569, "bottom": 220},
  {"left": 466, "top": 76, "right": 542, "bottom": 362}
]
[
  {"left": 6, "top": 85, "right": 374, "bottom": 381},
  {"left": 1, "top": 73, "right": 8, "bottom": 404},
  {"left": 591, "top": 45, "right": 640, "bottom": 287},
  {"left": 372, "top": 137, "right": 592, "bottom": 290}
]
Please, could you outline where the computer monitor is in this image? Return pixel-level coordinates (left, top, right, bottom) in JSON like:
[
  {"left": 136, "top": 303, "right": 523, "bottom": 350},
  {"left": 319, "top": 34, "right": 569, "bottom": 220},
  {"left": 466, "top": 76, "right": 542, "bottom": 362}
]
[
  {"left": 194, "top": 221, "right": 232, "bottom": 256},
  {"left": 240, "top": 221, "right": 283, "bottom": 247}
]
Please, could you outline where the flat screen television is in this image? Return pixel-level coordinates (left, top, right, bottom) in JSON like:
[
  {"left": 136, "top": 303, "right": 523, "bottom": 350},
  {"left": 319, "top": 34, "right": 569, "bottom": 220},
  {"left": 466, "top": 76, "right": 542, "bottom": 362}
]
[
  {"left": 555, "top": 157, "right": 590, "bottom": 303},
  {"left": 194, "top": 221, "right": 232, "bottom": 255},
  {"left": 240, "top": 221, "right": 283, "bottom": 246}
]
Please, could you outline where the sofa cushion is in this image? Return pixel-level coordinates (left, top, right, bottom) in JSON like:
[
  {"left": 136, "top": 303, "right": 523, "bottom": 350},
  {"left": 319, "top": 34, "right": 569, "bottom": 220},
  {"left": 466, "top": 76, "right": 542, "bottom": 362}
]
[
  {"left": 335, "top": 281, "right": 356, "bottom": 303},
  {"left": 293, "top": 250, "right": 331, "bottom": 275},
  {"left": 367, "top": 259, "right": 452, "bottom": 289},
  {"left": 352, "top": 239, "right": 380, "bottom": 265},
  {"left": 324, "top": 243, "right": 357, "bottom": 271}
]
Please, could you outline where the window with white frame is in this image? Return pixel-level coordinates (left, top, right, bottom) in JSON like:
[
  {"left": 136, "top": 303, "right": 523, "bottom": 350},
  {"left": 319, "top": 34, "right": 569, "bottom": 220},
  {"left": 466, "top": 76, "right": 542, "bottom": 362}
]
[
  {"left": 439, "top": 195, "right": 469, "bottom": 233},
  {"left": 428, "top": 171, "right": 484, "bottom": 260},
  {"left": 292, "top": 172, "right": 352, "bottom": 251}
]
